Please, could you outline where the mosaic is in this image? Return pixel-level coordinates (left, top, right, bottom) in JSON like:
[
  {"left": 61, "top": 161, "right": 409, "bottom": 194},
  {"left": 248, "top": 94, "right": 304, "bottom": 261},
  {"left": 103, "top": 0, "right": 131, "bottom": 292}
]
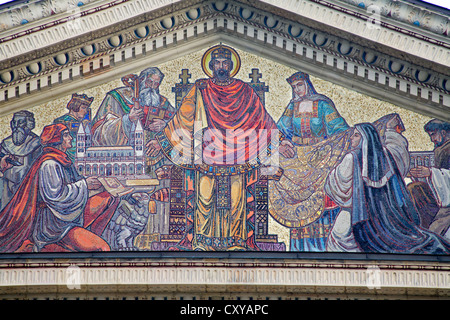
[{"left": 0, "top": 44, "right": 449, "bottom": 254}]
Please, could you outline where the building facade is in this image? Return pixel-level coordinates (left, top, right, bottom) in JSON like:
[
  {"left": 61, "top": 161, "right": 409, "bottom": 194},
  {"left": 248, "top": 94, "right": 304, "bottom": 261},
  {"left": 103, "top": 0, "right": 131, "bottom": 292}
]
[{"left": 75, "top": 120, "right": 146, "bottom": 178}]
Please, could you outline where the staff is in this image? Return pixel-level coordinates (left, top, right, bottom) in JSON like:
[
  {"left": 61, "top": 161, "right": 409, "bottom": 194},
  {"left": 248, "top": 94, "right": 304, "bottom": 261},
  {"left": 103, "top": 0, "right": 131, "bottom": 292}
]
[{"left": 122, "top": 74, "right": 144, "bottom": 125}]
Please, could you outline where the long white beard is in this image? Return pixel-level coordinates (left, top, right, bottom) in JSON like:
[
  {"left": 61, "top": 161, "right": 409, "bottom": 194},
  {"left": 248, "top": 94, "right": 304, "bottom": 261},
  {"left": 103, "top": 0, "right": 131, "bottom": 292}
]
[{"left": 139, "top": 88, "right": 161, "bottom": 107}]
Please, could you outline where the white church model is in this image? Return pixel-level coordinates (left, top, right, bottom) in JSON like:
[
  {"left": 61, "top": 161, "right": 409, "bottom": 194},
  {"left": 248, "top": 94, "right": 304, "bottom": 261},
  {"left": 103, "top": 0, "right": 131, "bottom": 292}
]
[{"left": 74, "top": 120, "right": 146, "bottom": 180}]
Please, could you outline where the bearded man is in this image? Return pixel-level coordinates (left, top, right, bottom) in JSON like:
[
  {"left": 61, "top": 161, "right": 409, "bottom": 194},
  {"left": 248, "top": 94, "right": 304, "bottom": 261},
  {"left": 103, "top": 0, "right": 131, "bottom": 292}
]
[
  {"left": 147, "top": 45, "right": 295, "bottom": 251},
  {"left": 408, "top": 119, "right": 450, "bottom": 239},
  {"left": 0, "top": 123, "right": 120, "bottom": 252},
  {"left": 0, "top": 110, "right": 42, "bottom": 210},
  {"left": 91, "top": 67, "right": 176, "bottom": 243},
  {"left": 92, "top": 67, "right": 175, "bottom": 149}
]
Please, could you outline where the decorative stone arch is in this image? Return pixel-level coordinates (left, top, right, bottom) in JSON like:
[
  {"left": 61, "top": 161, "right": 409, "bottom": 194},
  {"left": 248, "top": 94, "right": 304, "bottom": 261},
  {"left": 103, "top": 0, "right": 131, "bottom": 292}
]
[
  {"left": 85, "top": 164, "right": 91, "bottom": 176},
  {"left": 121, "top": 163, "right": 127, "bottom": 176},
  {"left": 99, "top": 164, "right": 105, "bottom": 176},
  {"left": 128, "top": 163, "right": 135, "bottom": 175},
  {"left": 136, "top": 163, "right": 143, "bottom": 175},
  {"left": 113, "top": 163, "right": 120, "bottom": 175},
  {"left": 106, "top": 164, "right": 112, "bottom": 176}
]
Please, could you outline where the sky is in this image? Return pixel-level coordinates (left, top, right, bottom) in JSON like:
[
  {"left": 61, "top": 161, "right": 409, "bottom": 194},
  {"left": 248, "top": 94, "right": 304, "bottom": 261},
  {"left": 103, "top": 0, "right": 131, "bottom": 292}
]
[{"left": 421, "top": 0, "right": 450, "bottom": 8}]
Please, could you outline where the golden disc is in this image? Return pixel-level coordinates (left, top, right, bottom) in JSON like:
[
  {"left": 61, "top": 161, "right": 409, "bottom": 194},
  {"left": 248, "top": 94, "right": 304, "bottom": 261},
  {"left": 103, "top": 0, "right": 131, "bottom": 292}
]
[{"left": 201, "top": 44, "right": 241, "bottom": 78}]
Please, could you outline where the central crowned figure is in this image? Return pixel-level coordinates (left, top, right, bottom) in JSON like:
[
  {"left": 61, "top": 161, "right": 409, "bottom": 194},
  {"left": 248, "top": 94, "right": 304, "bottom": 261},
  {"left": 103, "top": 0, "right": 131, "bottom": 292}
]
[{"left": 148, "top": 44, "right": 295, "bottom": 251}]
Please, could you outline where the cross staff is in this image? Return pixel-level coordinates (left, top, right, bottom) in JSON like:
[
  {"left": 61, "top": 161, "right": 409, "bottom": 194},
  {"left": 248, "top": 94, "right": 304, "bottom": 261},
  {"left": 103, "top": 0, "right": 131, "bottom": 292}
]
[
  {"left": 122, "top": 74, "right": 140, "bottom": 105},
  {"left": 121, "top": 74, "right": 144, "bottom": 126}
]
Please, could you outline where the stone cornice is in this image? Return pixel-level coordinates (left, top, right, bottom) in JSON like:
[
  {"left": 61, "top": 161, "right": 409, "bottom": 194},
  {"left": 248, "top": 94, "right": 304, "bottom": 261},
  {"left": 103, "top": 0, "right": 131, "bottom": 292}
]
[
  {"left": 338, "top": 0, "right": 449, "bottom": 36},
  {"left": 0, "top": 0, "right": 448, "bottom": 122},
  {"left": 1, "top": 0, "right": 448, "bottom": 68},
  {"left": 0, "top": 256, "right": 449, "bottom": 299},
  {"left": 257, "top": 0, "right": 449, "bottom": 69},
  {"left": 0, "top": 0, "right": 188, "bottom": 62},
  {"left": 1, "top": 0, "right": 447, "bottom": 38}
]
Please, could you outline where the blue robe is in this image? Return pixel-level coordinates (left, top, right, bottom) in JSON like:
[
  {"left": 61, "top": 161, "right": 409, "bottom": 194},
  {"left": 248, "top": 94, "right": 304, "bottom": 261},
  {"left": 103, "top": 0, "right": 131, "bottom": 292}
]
[
  {"left": 277, "top": 74, "right": 349, "bottom": 251},
  {"left": 276, "top": 91, "right": 349, "bottom": 252},
  {"left": 277, "top": 95, "right": 349, "bottom": 146}
]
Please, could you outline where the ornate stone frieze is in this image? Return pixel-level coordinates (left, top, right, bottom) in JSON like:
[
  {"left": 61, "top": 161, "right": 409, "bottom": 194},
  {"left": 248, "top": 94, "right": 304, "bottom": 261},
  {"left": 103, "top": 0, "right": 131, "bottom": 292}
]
[
  {"left": 338, "top": 0, "right": 449, "bottom": 36},
  {"left": 0, "top": 0, "right": 448, "bottom": 120},
  {"left": 0, "top": 255, "right": 449, "bottom": 299},
  {"left": 1, "top": 0, "right": 447, "bottom": 37}
]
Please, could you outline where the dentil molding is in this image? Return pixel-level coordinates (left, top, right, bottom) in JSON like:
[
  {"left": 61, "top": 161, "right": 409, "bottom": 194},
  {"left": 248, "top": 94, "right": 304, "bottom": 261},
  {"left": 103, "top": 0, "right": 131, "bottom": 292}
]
[{"left": 0, "top": 0, "right": 448, "bottom": 119}]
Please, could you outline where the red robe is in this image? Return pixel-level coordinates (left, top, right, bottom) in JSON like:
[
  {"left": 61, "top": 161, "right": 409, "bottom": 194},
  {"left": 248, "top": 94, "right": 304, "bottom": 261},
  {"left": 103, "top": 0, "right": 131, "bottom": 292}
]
[
  {"left": 0, "top": 147, "right": 119, "bottom": 252},
  {"left": 159, "top": 78, "right": 280, "bottom": 171},
  {"left": 201, "top": 79, "right": 279, "bottom": 165},
  {"left": 158, "top": 78, "right": 279, "bottom": 251},
  {"left": 0, "top": 147, "right": 71, "bottom": 252}
]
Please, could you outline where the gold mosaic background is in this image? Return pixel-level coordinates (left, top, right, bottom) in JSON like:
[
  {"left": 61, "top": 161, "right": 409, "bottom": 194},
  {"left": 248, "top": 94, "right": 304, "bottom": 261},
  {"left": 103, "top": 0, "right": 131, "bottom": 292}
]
[
  {"left": 0, "top": 44, "right": 435, "bottom": 248},
  {"left": 0, "top": 45, "right": 434, "bottom": 150}
]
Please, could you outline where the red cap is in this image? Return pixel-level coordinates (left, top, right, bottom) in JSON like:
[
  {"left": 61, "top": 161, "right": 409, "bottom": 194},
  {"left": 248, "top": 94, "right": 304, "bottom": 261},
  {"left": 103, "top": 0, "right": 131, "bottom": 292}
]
[{"left": 40, "top": 123, "right": 69, "bottom": 146}]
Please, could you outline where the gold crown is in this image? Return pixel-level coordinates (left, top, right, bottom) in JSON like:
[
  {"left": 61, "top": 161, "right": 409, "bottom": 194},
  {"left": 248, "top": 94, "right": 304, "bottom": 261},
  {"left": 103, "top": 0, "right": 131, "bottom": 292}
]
[
  {"left": 67, "top": 93, "right": 94, "bottom": 110},
  {"left": 211, "top": 46, "right": 232, "bottom": 60}
]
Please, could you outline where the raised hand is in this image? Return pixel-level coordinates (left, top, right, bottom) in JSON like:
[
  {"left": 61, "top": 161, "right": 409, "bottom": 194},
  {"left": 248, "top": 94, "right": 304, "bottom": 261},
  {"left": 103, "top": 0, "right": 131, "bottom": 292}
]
[
  {"left": 129, "top": 106, "right": 144, "bottom": 123},
  {"left": 409, "top": 166, "right": 431, "bottom": 179},
  {"left": 146, "top": 119, "right": 166, "bottom": 132},
  {"left": 146, "top": 139, "right": 161, "bottom": 157},
  {"left": 279, "top": 139, "right": 295, "bottom": 158}
]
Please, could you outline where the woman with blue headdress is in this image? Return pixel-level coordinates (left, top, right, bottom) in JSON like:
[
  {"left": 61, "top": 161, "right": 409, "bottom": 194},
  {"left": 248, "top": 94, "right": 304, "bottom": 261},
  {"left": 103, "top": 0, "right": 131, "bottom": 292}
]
[
  {"left": 277, "top": 71, "right": 349, "bottom": 146},
  {"left": 269, "top": 71, "right": 351, "bottom": 252},
  {"left": 325, "top": 122, "right": 450, "bottom": 254}
]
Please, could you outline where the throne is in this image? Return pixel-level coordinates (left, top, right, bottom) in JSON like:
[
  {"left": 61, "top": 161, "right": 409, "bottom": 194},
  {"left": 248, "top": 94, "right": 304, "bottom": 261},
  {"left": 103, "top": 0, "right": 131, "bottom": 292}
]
[{"left": 144, "top": 68, "right": 285, "bottom": 251}]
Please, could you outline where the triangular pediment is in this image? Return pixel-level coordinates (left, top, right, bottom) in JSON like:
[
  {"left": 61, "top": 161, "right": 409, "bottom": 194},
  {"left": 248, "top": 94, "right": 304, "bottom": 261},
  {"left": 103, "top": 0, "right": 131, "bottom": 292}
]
[
  {"left": 0, "top": 0, "right": 449, "bottom": 257},
  {"left": 0, "top": 0, "right": 448, "bottom": 121}
]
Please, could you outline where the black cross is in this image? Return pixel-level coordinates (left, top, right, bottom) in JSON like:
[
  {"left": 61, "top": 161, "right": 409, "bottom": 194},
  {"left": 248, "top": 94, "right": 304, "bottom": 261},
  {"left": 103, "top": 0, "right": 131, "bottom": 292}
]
[
  {"left": 179, "top": 69, "right": 191, "bottom": 84},
  {"left": 249, "top": 68, "right": 262, "bottom": 83}
]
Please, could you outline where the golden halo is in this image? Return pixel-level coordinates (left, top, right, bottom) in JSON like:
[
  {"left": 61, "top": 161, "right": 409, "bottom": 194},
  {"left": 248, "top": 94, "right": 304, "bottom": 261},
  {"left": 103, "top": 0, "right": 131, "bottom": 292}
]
[{"left": 201, "top": 44, "right": 241, "bottom": 78}]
